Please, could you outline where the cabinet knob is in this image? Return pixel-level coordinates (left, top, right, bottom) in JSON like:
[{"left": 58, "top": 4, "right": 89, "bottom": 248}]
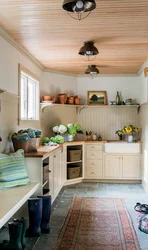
[
  {"left": 54, "top": 155, "right": 56, "bottom": 158},
  {"left": 92, "top": 163, "right": 94, "bottom": 165},
  {"left": 48, "top": 170, "right": 51, "bottom": 173},
  {"left": 91, "top": 172, "right": 95, "bottom": 174},
  {"left": 92, "top": 154, "right": 94, "bottom": 156}
]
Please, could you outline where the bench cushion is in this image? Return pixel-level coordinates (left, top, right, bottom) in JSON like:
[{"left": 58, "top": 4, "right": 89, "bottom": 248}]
[{"left": 0, "top": 149, "right": 30, "bottom": 190}]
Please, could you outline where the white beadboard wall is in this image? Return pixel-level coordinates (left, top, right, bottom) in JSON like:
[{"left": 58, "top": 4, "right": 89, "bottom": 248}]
[{"left": 77, "top": 107, "right": 140, "bottom": 140}]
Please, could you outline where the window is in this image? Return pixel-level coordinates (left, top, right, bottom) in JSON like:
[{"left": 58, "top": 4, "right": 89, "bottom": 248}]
[{"left": 19, "top": 65, "right": 39, "bottom": 120}]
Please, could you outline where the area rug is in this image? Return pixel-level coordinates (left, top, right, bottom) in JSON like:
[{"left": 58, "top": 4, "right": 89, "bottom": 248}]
[{"left": 53, "top": 197, "right": 141, "bottom": 250}]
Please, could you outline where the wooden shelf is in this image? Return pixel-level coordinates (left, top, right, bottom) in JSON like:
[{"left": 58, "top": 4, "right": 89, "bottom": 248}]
[
  {"left": 40, "top": 103, "right": 140, "bottom": 114},
  {"left": 67, "top": 160, "right": 82, "bottom": 164},
  {"left": 42, "top": 181, "right": 48, "bottom": 188}
]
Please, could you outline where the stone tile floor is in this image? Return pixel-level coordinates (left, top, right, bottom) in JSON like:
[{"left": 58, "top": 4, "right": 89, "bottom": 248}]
[{"left": 1, "top": 182, "right": 148, "bottom": 249}]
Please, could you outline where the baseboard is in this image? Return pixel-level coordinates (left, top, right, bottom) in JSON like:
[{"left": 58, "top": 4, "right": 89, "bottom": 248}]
[
  {"left": 82, "top": 179, "right": 142, "bottom": 184},
  {"left": 142, "top": 179, "right": 148, "bottom": 193}
]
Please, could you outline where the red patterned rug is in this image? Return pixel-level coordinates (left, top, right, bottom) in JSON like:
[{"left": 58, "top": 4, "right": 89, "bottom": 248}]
[{"left": 53, "top": 197, "right": 141, "bottom": 250}]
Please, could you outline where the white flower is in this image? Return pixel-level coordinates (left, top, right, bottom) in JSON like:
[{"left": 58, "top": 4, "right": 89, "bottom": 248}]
[
  {"left": 67, "top": 123, "right": 73, "bottom": 128},
  {"left": 58, "top": 125, "right": 67, "bottom": 134},
  {"left": 53, "top": 126, "right": 59, "bottom": 133}
]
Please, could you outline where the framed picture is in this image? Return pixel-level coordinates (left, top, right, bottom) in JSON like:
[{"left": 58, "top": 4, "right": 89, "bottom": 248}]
[{"left": 88, "top": 91, "right": 107, "bottom": 105}]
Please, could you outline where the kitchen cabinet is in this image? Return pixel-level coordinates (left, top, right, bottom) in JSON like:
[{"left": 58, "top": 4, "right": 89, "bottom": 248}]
[
  {"left": 104, "top": 154, "right": 140, "bottom": 179},
  {"left": 25, "top": 147, "right": 64, "bottom": 202},
  {"left": 85, "top": 143, "right": 103, "bottom": 179}
]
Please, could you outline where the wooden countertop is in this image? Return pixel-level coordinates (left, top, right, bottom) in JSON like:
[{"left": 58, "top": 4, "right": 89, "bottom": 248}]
[{"left": 25, "top": 140, "right": 142, "bottom": 158}]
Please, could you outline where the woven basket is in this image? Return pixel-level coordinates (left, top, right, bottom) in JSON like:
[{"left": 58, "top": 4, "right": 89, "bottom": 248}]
[
  {"left": 67, "top": 166, "right": 81, "bottom": 179},
  {"left": 12, "top": 138, "right": 40, "bottom": 153},
  {"left": 67, "top": 149, "right": 81, "bottom": 162}
]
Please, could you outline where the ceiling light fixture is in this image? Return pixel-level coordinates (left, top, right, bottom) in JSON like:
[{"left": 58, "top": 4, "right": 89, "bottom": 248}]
[
  {"left": 62, "top": 0, "right": 96, "bottom": 20},
  {"left": 79, "top": 41, "right": 99, "bottom": 61},
  {"left": 85, "top": 65, "right": 99, "bottom": 79}
]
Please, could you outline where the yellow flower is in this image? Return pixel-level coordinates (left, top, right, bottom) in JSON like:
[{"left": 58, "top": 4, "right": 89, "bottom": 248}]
[
  {"left": 136, "top": 127, "right": 140, "bottom": 132},
  {"left": 125, "top": 126, "right": 132, "bottom": 133}
]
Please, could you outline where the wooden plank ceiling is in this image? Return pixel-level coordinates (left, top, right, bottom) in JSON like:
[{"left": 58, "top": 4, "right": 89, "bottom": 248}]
[{"left": 0, "top": 0, "right": 148, "bottom": 75}]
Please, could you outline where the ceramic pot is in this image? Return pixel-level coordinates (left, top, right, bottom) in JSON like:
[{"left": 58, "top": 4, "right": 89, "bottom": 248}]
[
  {"left": 127, "top": 135, "right": 133, "bottom": 143},
  {"left": 67, "top": 96, "right": 74, "bottom": 104},
  {"left": 74, "top": 97, "right": 81, "bottom": 105},
  {"left": 42, "top": 96, "right": 51, "bottom": 101}
]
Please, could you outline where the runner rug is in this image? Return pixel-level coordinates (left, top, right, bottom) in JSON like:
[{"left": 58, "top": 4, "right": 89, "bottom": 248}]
[{"left": 53, "top": 197, "right": 141, "bottom": 250}]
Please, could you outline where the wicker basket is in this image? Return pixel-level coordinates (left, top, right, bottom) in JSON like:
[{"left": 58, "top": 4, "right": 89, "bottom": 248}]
[
  {"left": 67, "top": 149, "right": 81, "bottom": 162},
  {"left": 67, "top": 166, "right": 81, "bottom": 179},
  {"left": 12, "top": 138, "right": 40, "bottom": 153}
]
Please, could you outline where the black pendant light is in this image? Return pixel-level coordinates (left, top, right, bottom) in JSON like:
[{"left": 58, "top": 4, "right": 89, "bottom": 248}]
[
  {"left": 62, "top": 0, "right": 96, "bottom": 20},
  {"left": 79, "top": 41, "right": 99, "bottom": 61},
  {"left": 85, "top": 65, "right": 99, "bottom": 78}
]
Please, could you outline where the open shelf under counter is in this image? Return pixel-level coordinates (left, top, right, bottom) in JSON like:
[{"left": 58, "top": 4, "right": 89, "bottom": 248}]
[{"left": 67, "top": 160, "right": 82, "bottom": 164}]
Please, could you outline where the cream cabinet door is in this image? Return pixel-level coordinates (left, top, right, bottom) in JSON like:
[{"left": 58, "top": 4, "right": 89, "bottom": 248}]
[
  {"left": 122, "top": 155, "right": 140, "bottom": 179},
  {"left": 104, "top": 155, "right": 122, "bottom": 179}
]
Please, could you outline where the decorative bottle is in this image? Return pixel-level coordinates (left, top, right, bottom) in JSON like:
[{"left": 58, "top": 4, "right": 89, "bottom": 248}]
[{"left": 116, "top": 91, "right": 120, "bottom": 105}]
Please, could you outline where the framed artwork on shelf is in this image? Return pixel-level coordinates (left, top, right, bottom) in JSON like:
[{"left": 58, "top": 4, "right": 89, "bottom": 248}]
[{"left": 87, "top": 91, "right": 107, "bottom": 105}]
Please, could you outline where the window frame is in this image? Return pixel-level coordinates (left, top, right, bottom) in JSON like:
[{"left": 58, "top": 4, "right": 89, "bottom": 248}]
[{"left": 18, "top": 64, "right": 40, "bottom": 122}]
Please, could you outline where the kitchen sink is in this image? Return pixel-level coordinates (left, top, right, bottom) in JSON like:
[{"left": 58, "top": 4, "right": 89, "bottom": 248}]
[{"left": 104, "top": 142, "right": 141, "bottom": 153}]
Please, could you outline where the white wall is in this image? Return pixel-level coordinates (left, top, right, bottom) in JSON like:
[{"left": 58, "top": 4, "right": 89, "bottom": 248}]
[
  {"left": 0, "top": 37, "right": 42, "bottom": 95},
  {"left": 77, "top": 76, "right": 141, "bottom": 105},
  {"left": 138, "top": 71, "right": 148, "bottom": 104},
  {"left": 40, "top": 72, "right": 77, "bottom": 98}
]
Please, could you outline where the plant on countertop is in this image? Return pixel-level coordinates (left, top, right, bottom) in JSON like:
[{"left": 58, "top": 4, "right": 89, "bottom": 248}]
[
  {"left": 52, "top": 124, "right": 67, "bottom": 135},
  {"left": 12, "top": 128, "right": 42, "bottom": 140},
  {"left": 42, "top": 135, "right": 64, "bottom": 145},
  {"left": 52, "top": 123, "right": 83, "bottom": 136},
  {"left": 116, "top": 125, "right": 140, "bottom": 137}
]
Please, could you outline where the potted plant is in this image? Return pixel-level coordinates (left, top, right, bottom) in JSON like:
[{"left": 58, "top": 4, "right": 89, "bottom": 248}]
[{"left": 116, "top": 125, "right": 140, "bottom": 143}]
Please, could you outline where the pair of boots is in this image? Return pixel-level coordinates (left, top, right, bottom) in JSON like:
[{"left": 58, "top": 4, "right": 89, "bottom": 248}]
[
  {"left": 26, "top": 195, "right": 51, "bottom": 237},
  {"left": 0, "top": 218, "right": 27, "bottom": 250}
]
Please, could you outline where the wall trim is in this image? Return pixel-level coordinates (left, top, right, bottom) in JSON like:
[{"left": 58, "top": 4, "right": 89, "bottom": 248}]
[
  {"left": 0, "top": 27, "right": 45, "bottom": 71},
  {"left": 138, "top": 58, "right": 148, "bottom": 76},
  {"left": 142, "top": 179, "right": 148, "bottom": 193},
  {"left": 44, "top": 68, "right": 77, "bottom": 77},
  {"left": 144, "top": 67, "right": 148, "bottom": 78}
]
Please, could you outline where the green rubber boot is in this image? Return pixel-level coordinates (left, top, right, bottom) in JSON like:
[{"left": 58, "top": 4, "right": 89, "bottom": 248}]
[
  {"left": 13, "top": 218, "right": 27, "bottom": 249},
  {"left": 0, "top": 222, "right": 23, "bottom": 250}
]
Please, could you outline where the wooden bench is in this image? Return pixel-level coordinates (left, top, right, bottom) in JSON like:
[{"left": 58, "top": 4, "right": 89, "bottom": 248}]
[{"left": 0, "top": 182, "right": 39, "bottom": 229}]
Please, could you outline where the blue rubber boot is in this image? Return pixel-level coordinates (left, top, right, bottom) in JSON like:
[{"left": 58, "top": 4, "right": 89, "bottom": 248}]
[
  {"left": 38, "top": 195, "right": 51, "bottom": 233},
  {"left": 26, "top": 198, "right": 43, "bottom": 237},
  {"left": 0, "top": 222, "right": 23, "bottom": 249}
]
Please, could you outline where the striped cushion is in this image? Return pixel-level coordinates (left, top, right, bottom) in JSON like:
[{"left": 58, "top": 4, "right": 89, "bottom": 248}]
[{"left": 0, "top": 149, "right": 30, "bottom": 190}]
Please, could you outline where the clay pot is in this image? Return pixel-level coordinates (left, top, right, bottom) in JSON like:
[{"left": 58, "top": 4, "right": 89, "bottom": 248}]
[
  {"left": 58, "top": 93, "right": 67, "bottom": 104},
  {"left": 52, "top": 97, "right": 58, "bottom": 103},
  {"left": 67, "top": 96, "right": 74, "bottom": 105},
  {"left": 42, "top": 96, "right": 52, "bottom": 101},
  {"left": 74, "top": 97, "right": 81, "bottom": 105}
]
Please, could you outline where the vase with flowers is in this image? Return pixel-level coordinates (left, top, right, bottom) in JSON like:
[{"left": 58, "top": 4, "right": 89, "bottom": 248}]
[
  {"left": 116, "top": 125, "right": 140, "bottom": 143},
  {"left": 52, "top": 123, "right": 83, "bottom": 142}
]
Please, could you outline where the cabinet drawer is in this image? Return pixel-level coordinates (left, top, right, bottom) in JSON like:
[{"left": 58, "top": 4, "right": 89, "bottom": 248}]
[
  {"left": 86, "top": 167, "right": 103, "bottom": 178},
  {"left": 86, "top": 159, "right": 102, "bottom": 168},
  {"left": 86, "top": 151, "right": 102, "bottom": 159},
  {"left": 86, "top": 144, "right": 103, "bottom": 151}
]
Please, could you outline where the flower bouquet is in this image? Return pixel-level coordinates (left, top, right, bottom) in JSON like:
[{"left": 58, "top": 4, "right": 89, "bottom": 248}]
[
  {"left": 116, "top": 125, "right": 140, "bottom": 142},
  {"left": 52, "top": 123, "right": 83, "bottom": 141}
]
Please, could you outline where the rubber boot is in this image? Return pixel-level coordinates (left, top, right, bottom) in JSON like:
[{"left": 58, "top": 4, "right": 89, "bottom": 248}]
[
  {"left": 38, "top": 195, "right": 51, "bottom": 233},
  {"left": 26, "top": 198, "right": 42, "bottom": 237},
  {"left": 13, "top": 218, "right": 27, "bottom": 249},
  {"left": 0, "top": 222, "right": 23, "bottom": 250}
]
